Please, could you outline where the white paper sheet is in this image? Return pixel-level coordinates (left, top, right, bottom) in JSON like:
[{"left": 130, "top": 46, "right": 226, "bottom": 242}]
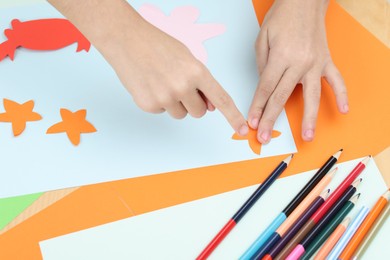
[
  {"left": 40, "top": 159, "right": 389, "bottom": 260},
  {"left": 0, "top": 0, "right": 296, "bottom": 198}
]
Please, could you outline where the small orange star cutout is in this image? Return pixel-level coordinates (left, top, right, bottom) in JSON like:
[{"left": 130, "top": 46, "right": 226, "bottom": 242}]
[
  {"left": 232, "top": 125, "right": 281, "bottom": 155},
  {"left": 0, "top": 99, "right": 42, "bottom": 136},
  {"left": 47, "top": 108, "right": 97, "bottom": 146}
]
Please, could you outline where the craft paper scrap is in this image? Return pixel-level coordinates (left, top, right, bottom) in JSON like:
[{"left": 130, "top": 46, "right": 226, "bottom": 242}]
[
  {"left": 0, "top": 18, "right": 90, "bottom": 61},
  {"left": 232, "top": 127, "right": 281, "bottom": 155},
  {"left": 0, "top": 0, "right": 296, "bottom": 198},
  {"left": 0, "top": 99, "right": 42, "bottom": 136},
  {"left": 39, "top": 158, "right": 389, "bottom": 260},
  {"left": 0, "top": 192, "right": 42, "bottom": 230},
  {"left": 46, "top": 108, "right": 97, "bottom": 146},
  {"left": 139, "top": 4, "right": 225, "bottom": 64}
]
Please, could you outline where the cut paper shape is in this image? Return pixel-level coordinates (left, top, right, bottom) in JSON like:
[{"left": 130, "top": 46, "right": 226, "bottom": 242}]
[
  {"left": 0, "top": 192, "right": 42, "bottom": 231},
  {"left": 139, "top": 4, "right": 225, "bottom": 63},
  {"left": 232, "top": 126, "right": 281, "bottom": 155},
  {"left": 0, "top": 18, "right": 90, "bottom": 61},
  {"left": 46, "top": 109, "right": 96, "bottom": 146},
  {"left": 0, "top": 99, "right": 42, "bottom": 136}
]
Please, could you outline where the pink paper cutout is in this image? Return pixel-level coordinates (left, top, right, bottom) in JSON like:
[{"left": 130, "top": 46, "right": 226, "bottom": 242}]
[
  {"left": 139, "top": 4, "right": 226, "bottom": 63},
  {"left": 0, "top": 19, "right": 90, "bottom": 61}
]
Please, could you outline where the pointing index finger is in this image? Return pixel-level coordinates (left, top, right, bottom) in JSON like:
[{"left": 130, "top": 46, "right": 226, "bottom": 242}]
[{"left": 199, "top": 77, "right": 248, "bottom": 136}]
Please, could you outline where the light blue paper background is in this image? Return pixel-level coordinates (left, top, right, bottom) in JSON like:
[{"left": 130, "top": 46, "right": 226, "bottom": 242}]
[{"left": 0, "top": 1, "right": 296, "bottom": 198}]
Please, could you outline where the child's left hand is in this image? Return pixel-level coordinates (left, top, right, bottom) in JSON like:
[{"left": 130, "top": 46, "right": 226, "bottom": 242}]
[{"left": 248, "top": 0, "right": 349, "bottom": 144}]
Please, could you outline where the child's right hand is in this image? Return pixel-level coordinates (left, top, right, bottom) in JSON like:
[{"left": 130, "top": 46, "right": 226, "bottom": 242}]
[{"left": 49, "top": 0, "right": 249, "bottom": 136}]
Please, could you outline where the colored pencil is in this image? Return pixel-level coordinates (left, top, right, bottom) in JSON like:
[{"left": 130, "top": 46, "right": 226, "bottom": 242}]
[
  {"left": 274, "top": 177, "right": 363, "bottom": 260},
  {"left": 240, "top": 158, "right": 343, "bottom": 260},
  {"left": 196, "top": 155, "right": 293, "bottom": 260},
  {"left": 255, "top": 169, "right": 337, "bottom": 260},
  {"left": 339, "top": 190, "right": 390, "bottom": 260},
  {"left": 314, "top": 218, "right": 351, "bottom": 260},
  {"left": 256, "top": 189, "right": 330, "bottom": 260},
  {"left": 353, "top": 202, "right": 390, "bottom": 259},
  {"left": 310, "top": 157, "right": 369, "bottom": 224},
  {"left": 326, "top": 206, "right": 370, "bottom": 260},
  {"left": 283, "top": 183, "right": 361, "bottom": 260},
  {"left": 280, "top": 155, "right": 370, "bottom": 259},
  {"left": 301, "top": 194, "right": 360, "bottom": 260}
]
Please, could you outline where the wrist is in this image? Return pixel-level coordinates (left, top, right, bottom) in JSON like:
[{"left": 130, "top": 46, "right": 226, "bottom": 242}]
[
  {"left": 48, "top": 0, "right": 147, "bottom": 60},
  {"left": 273, "top": 0, "right": 329, "bottom": 17}
]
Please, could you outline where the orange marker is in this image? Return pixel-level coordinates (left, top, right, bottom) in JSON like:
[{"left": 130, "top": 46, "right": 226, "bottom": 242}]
[
  {"left": 314, "top": 217, "right": 350, "bottom": 260},
  {"left": 338, "top": 190, "right": 390, "bottom": 260}
]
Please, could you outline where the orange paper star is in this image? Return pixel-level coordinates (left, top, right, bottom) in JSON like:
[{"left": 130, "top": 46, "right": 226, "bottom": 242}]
[
  {"left": 47, "top": 108, "right": 97, "bottom": 146},
  {"left": 0, "top": 99, "right": 42, "bottom": 136},
  {"left": 232, "top": 126, "right": 281, "bottom": 155}
]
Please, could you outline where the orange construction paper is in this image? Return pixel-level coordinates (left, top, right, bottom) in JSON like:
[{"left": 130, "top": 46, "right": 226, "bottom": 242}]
[
  {"left": 0, "top": 183, "right": 134, "bottom": 259},
  {"left": 0, "top": 99, "right": 42, "bottom": 136},
  {"left": 0, "top": 18, "right": 90, "bottom": 61},
  {"left": 232, "top": 127, "right": 281, "bottom": 155},
  {"left": 46, "top": 108, "right": 97, "bottom": 146},
  {"left": 1, "top": 1, "right": 390, "bottom": 259}
]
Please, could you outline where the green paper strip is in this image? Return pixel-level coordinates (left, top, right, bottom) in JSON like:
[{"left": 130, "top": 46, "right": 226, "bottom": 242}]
[{"left": 0, "top": 192, "right": 43, "bottom": 230}]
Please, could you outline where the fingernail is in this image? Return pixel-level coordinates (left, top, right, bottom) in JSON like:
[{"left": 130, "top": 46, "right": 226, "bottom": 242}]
[
  {"left": 304, "top": 129, "right": 314, "bottom": 140},
  {"left": 251, "top": 118, "right": 259, "bottom": 129},
  {"left": 343, "top": 104, "right": 349, "bottom": 113},
  {"left": 259, "top": 131, "right": 270, "bottom": 143},
  {"left": 239, "top": 125, "right": 249, "bottom": 136}
]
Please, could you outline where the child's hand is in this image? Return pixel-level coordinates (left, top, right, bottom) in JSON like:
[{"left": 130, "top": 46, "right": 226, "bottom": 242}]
[
  {"left": 249, "top": 0, "right": 349, "bottom": 143},
  {"left": 49, "top": 0, "right": 249, "bottom": 136},
  {"left": 109, "top": 16, "right": 248, "bottom": 135}
]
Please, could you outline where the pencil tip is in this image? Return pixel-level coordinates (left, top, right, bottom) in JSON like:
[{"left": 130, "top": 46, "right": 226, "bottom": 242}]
[
  {"left": 350, "top": 193, "right": 361, "bottom": 203},
  {"left": 283, "top": 154, "right": 294, "bottom": 165},
  {"left": 352, "top": 178, "right": 362, "bottom": 187},
  {"left": 361, "top": 155, "right": 371, "bottom": 165},
  {"left": 323, "top": 189, "right": 331, "bottom": 199},
  {"left": 342, "top": 217, "right": 351, "bottom": 226},
  {"left": 328, "top": 168, "right": 338, "bottom": 177},
  {"left": 383, "top": 190, "right": 390, "bottom": 200},
  {"left": 340, "top": 148, "right": 344, "bottom": 151},
  {"left": 321, "top": 189, "right": 331, "bottom": 198},
  {"left": 333, "top": 149, "right": 343, "bottom": 160}
]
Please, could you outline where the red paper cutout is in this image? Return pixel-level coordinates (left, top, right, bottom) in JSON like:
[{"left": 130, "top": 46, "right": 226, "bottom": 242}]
[
  {"left": 46, "top": 108, "right": 96, "bottom": 146},
  {"left": 232, "top": 126, "right": 281, "bottom": 155},
  {"left": 0, "top": 18, "right": 90, "bottom": 61},
  {"left": 0, "top": 99, "right": 42, "bottom": 136}
]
